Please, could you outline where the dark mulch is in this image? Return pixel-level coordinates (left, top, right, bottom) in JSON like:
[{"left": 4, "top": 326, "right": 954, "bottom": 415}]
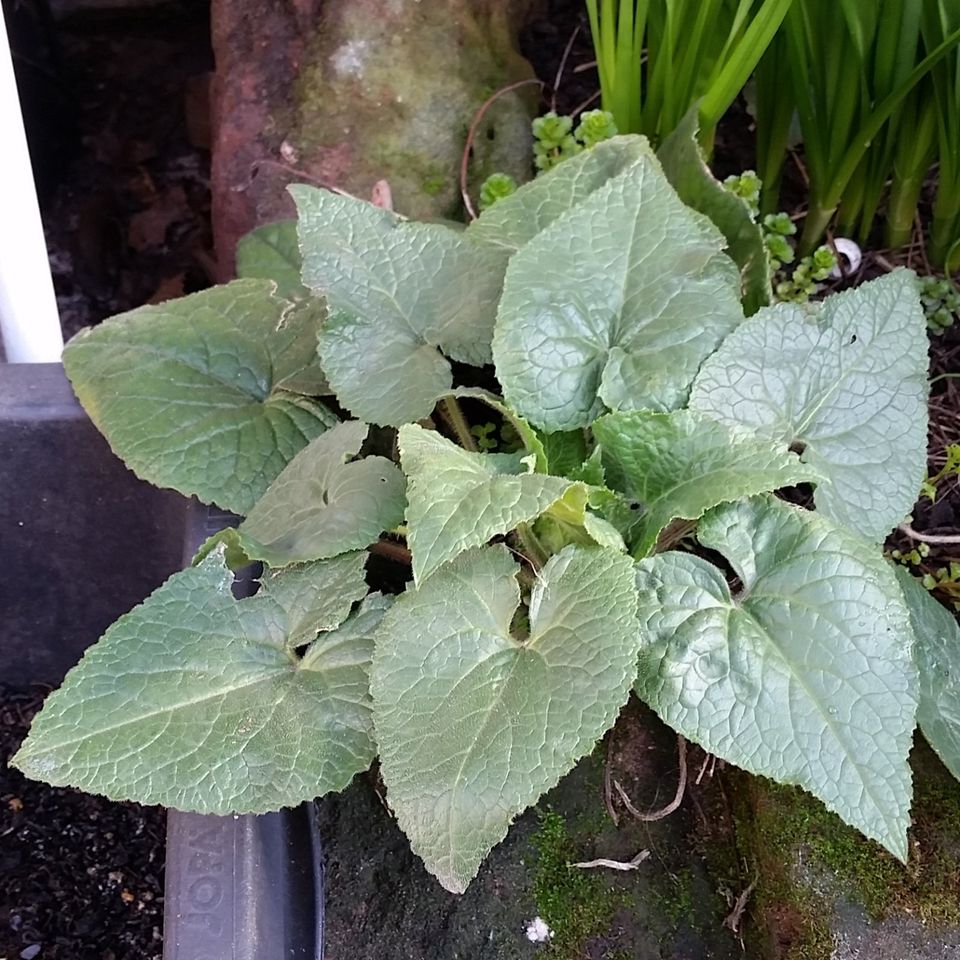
[
  {"left": 8, "top": 0, "right": 215, "bottom": 342},
  {"left": 0, "top": 687, "right": 165, "bottom": 960}
]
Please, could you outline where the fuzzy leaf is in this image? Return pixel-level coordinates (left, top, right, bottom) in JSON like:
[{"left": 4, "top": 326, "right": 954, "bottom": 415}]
[
  {"left": 894, "top": 567, "right": 960, "bottom": 782},
  {"left": 467, "top": 135, "right": 651, "bottom": 252},
  {"left": 13, "top": 551, "right": 385, "bottom": 813},
  {"left": 657, "top": 109, "right": 771, "bottom": 315},
  {"left": 493, "top": 154, "right": 743, "bottom": 431},
  {"left": 371, "top": 544, "right": 639, "bottom": 892},
  {"left": 231, "top": 421, "right": 406, "bottom": 567},
  {"left": 539, "top": 430, "right": 588, "bottom": 477},
  {"left": 292, "top": 187, "right": 505, "bottom": 426},
  {"left": 593, "top": 409, "right": 820, "bottom": 556},
  {"left": 690, "top": 271, "right": 929, "bottom": 540},
  {"left": 635, "top": 496, "right": 918, "bottom": 860},
  {"left": 62, "top": 280, "right": 337, "bottom": 514},
  {"left": 399, "top": 423, "right": 579, "bottom": 583},
  {"left": 235, "top": 219, "right": 309, "bottom": 299}
]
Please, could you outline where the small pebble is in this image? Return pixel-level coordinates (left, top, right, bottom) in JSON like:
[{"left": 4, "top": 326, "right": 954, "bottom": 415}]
[
  {"left": 21, "top": 944, "right": 42, "bottom": 959},
  {"left": 524, "top": 916, "right": 553, "bottom": 943}
]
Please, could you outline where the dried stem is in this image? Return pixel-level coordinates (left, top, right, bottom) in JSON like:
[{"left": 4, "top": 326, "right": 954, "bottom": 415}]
[
  {"left": 460, "top": 78, "right": 544, "bottom": 220},
  {"left": 551, "top": 24, "right": 581, "bottom": 114},
  {"left": 571, "top": 850, "right": 649, "bottom": 871},
  {"left": 725, "top": 873, "right": 759, "bottom": 934},
  {"left": 614, "top": 734, "right": 687, "bottom": 823},
  {"left": 899, "top": 523, "right": 960, "bottom": 545},
  {"left": 604, "top": 731, "right": 621, "bottom": 826}
]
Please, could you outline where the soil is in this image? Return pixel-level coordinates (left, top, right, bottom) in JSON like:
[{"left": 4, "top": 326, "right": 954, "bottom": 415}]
[
  {"left": 0, "top": 687, "right": 165, "bottom": 960},
  {"left": 7, "top": 0, "right": 214, "bottom": 341}
]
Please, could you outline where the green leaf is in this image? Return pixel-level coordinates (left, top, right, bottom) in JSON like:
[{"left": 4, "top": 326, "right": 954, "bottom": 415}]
[
  {"left": 593, "top": 410, "right": 821, "bottom": 557},
  {"left": 493, "top": 153, "right": 744, "bottom": 431},
  {"left": 534, "top": 487, "right": 628, "bottom": 555},
  {"left": 235, "top": 219, "right": 309, "bottom": 299},
  {"left": 371, "top": 543, "right": 639, "bottom": 892},
  {"left": 690, "top": 271, "right": 929, "bottom": 540},
  {"left": 894, "top": 567, "right": 960, "bottom": 782},
  {"left": 399, "top": 423, "right": 580, "bottom": 583},
  {"left": 292, "top": 187, "right": 505, "bottom": 426},
  {"left": 229, "top": 421, "right": 406, "bottom": 567},
  {"left": 539, "top": 430, "right": 588, "bottom": 477},
  {"left": 62, "top": 280, "right": 338, "bottom": 514},
  {"left": 657, "top": 108, "right": 772, "bottom": 316},
  {"left": 466, "top": 135, "right": 651, "bottom": 252},
  {"left": 12, "top": 550, "right": 385, "bottom": 813},
  {"left": 635, "top": 496, "right": 918, "bottom": 860}
]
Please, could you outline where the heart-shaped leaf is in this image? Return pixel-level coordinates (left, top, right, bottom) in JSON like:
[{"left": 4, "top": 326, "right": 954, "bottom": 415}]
[
  {"left": 493, "top": 153, "right": 744, "bottom": 431},
  {"left": 399, "top": 423, "right": 581, "bottom": 583},
  {"left": 593, "top": 409, "right": 820, "bottom": 556},
  {"left": 13, "top": 550, "right": 385, "bottom": 813},
  {"left": 63, "top": 279, "right": 337, "bottom": 514},
  {"left": 690, "top": 271, "right": 929, "bottom": 540},
  {"left": 371, "top": 543, "right": 639, "bottom": 892},
  {"left": 635, "top": 496, "right": 918, "bottom": 860},
  {"left": 232, "top": 421, "right": 406, "bottom": 566},
  {"left": 292, "top": 187, "right": 506, "bottom": 426}
]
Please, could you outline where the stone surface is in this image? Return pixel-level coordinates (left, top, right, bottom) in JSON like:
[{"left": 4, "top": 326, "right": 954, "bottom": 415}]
[
  {"left": 317, "top": 701, "right": 741, "bottom": 960},
  {"left": 210, "top": 0, "right": 538, "bottom": 277},
  {"left": 0, "top": 363, "right": 188, "bottom": 685},
  {"left": 738, "top": 740, "right": 960, "bottom": 959}
]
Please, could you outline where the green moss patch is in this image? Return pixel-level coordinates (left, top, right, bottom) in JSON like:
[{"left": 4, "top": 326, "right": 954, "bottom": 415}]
[
  {"left": 736, "top": 741, "right": 960, "bottom": 958},
  {"left": 530, "top": 810, "right": 624, "bottom": 958}
]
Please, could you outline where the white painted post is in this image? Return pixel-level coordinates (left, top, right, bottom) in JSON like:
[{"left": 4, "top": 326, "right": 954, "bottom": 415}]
[{"left": 0, "top": 11, "right": 63, "bottom": 362}]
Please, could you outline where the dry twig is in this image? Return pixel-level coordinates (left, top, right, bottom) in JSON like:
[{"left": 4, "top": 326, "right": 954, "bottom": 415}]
[
  {"left": 551, "top": 24, "right": 581, "bottom": 114},
  {"left": 724, "top": 873, "right": 759, "bottom": 934},
  {"left": 603, "top": 731, "right": 621, "bottom": 826},
  {"left": 899, "top": 523, "right": 960, "bottom": 545},
  {"left": 614, "top": 735, "right": 688, "bottom": 822},
  {"left": 571, "top": 850, "right": 650, "bottom": 871},
  {"left": 460, "top": 78, "right": 544, "bottom": 220}
]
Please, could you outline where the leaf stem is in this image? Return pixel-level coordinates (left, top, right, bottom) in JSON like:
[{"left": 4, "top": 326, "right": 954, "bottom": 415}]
[
  {"left": 437, "top": 396, "right": 477, "bottom": 451},
  {"left": 369, "top": 538, "right": 412, "bottom": 565},
  {"left": 514, "top": 522, "right": 548, "bottom": 570}
]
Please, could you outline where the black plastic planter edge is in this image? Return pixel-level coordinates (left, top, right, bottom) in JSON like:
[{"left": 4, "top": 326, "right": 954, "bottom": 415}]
[{"left": 162, "top": 507, "right": 326, "bottom": 959}]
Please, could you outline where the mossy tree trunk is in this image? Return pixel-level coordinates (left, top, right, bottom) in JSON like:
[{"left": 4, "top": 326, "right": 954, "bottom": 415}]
[{"left": 210, "top": 0, "right": 538, "bottom": 277}]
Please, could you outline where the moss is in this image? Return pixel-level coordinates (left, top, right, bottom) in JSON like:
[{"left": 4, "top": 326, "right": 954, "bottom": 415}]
[
  {"left": 421, "top": 174, "right": 447, "bottom": 197},
  {"left": 647, "top": 866, "right": 697, "bottom": 929},
  {"left": 733, "top": 743, "right": 960, "bottom": 958},
  {"left": 660, "top": 867, "right": 697, "bottom": 928},
  {"left": 530, "top": 810, "right": 624, "bottom": 958},
  {"left": 736, "top": 778, "right": 845, "bottom": 960}
]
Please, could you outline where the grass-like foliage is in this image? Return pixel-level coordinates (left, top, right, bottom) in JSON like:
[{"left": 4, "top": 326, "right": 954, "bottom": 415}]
[
  {"left": 756, "top": 0, "right": 960, "bottom": 253},
  {"left": 585, "top": 0, "right": 792, "bottom": 147},
  {"left": 13, "top": 134, "right": 958, "bottom": 898}
]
